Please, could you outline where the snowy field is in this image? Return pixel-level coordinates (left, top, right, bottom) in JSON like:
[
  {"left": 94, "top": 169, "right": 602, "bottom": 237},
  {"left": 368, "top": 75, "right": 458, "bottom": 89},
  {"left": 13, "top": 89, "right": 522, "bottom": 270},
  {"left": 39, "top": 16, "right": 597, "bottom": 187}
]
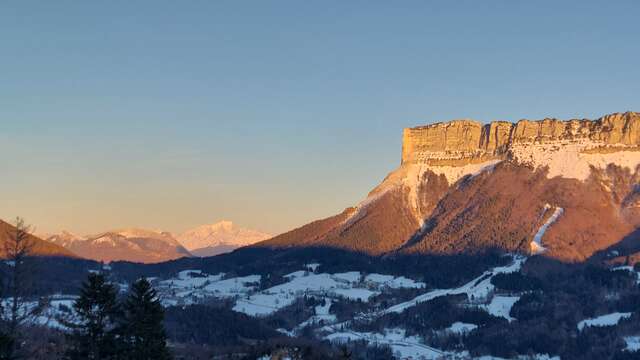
[
  {"left": 625, "top": 336, "right": 640, "bottom": 352},
  {"left": 5, "top": 253, "right": 636, "bottom": 360},
  {"left": 0, "top": 295, "right": 78, "bottom": 330},
  {"left": 577, "top": 312, "right": 632, "bottom": 331},
  {"left": 380, "top": 255, "right": 525, "bottom": 315},
  {"left": 233, "top": 269, "right": 424, "bottom": 316},
  {"left": 154, "top": 270, "right": 261, "bottom": 306},
  {"left": 151, "top": 265, "right": 425, "bottom": 316},
  {"left": 326, "top": 328, "right": 451, "bottom": 359}
]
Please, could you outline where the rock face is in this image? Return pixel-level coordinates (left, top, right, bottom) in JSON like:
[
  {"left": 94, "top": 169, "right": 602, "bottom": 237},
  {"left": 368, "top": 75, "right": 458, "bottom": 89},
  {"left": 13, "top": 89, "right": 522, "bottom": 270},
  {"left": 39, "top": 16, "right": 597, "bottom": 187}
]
[
  {"left": 402, "top": 112, "right": 640, "bottom": 165},
  {"left": 258, "top": 112, "right": 640, "bottom": 263}
]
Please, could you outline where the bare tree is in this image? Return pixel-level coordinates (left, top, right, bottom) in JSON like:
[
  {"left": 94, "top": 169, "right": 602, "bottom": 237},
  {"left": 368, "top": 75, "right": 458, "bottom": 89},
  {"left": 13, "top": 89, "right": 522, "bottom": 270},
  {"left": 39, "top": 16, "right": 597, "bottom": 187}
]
[
  {"left": 3, "top": 217, "right": 36, "bottom": 332},
  {"left": 2, "top": 217, "right": 47, "bottom": 358}
]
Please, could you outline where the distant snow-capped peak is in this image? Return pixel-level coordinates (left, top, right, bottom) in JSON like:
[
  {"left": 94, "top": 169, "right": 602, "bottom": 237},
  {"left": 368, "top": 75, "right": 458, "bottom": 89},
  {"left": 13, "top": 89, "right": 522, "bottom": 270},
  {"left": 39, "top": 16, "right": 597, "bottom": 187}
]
[
  {"left": 177, "top": 220, "right": 271, "bottom": 252},
  {"left": 44, "top": 230, "right": 87, "bottom": 246}
]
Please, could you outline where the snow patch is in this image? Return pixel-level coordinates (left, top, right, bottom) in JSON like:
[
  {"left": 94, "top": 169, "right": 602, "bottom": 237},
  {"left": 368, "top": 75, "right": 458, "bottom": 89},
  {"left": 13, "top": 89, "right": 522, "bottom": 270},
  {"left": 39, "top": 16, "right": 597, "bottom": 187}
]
[
  {"left": 364, "top": 274, "right": 426, "bottom": 289},
  {"left": 356, "top": 160, "right": 503, "bottom": 225},
  {"left": 233, "top": 272, "right": 377, "bottom": 316},
  {"left": 305, "top": 263, "right": 320, "bottom": 272},
  {"left": 478, "top": 295, "right": 520, "bottom": 321},
  {"left": 155, "top": 271, "right": 258, "bottom": 306},
  {"left": 295, "top": 300, "right": 337, "bottom": 331},
  {"left": 326, "top": 328, "right": 450, "bottom": 360},
  {"left": 612, "top": 265, "right": 640, "bottom": 284},
  {"left": 530, "top": 205, "right": 563, "bottom": 254},
  {"left": 577, "top": 312, "right": 632, "bottom": 331},
  {"left": 510, "top": 139, "right": 640, "bottom": 181},
  {"left": 426, "top": 159, "right": 503, "bottom": 184},
  {"left": 233, "top": 267, "right": 426, "bottom": 317},
  {"left": 624, "top": 336, "right": 640, "bottom": 352},
  {"left": 402, "top": 160, "right": 502, "bottom": 222},
  {"left": 381, "top": 255, "right": 526, "bottom": 315},
  {"left": 445, "top": 322, "right": 478, "bottom": 334}
]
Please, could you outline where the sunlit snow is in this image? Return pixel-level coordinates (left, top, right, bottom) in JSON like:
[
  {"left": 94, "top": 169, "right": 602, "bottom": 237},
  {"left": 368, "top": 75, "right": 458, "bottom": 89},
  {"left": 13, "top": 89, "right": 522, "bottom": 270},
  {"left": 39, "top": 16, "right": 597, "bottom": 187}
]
[{"left": 531, "top": 205, "right": 563, "bottom": 255}]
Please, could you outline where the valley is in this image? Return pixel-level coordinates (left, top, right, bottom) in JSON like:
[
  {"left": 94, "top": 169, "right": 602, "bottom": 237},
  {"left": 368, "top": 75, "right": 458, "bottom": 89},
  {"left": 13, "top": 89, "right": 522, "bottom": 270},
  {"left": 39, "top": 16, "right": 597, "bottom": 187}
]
[{"left": 3, "top": 112, "right": 640, "bottom": 359}]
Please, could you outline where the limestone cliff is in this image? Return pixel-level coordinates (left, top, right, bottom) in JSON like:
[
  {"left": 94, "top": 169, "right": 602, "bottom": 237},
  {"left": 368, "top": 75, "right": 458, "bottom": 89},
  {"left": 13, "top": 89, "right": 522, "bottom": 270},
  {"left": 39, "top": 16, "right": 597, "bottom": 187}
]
[
  {"left": 402, "top": 111, "right": 640, "bottom": 165},
  {"left": 259, "top": 111, "right": 640, "bottom": 263}
]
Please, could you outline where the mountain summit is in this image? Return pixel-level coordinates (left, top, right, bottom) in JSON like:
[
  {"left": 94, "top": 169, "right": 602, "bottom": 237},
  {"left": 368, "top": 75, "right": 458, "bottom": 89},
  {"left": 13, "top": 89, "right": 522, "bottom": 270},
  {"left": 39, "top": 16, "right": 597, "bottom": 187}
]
[
  {"left": 177, "top": 221, "right": 271, "bottom": 257},
  {"left": 258, "top": 112, "right": 640, "bottom": 263}
]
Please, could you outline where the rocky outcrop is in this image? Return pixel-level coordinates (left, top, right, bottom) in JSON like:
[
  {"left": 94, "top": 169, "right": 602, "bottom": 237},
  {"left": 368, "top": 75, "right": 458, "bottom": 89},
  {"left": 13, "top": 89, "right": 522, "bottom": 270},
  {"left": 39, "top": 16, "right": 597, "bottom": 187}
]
[
  {"left": 401, "top": 112, "right": 640, "bottom": 165},
  {"left": 257, "top": 111, "right": 640, "bottom": 263},
  {"left": 401, "top": 120, "right": 490, "bottom": 164}
]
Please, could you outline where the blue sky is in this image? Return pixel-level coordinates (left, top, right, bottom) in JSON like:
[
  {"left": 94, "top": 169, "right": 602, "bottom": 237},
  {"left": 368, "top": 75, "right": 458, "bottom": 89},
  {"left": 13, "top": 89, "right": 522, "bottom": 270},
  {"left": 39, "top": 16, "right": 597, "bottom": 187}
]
[{"left": 1, "top": 1, "right": 639, "bottom": 235}]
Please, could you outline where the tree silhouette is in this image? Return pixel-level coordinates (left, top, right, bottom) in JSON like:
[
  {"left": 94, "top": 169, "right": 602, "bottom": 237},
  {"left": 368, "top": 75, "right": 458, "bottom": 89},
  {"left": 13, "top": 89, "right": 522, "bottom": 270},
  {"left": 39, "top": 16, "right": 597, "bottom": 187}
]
[
  {"left": 121, "top": 278, "right": 172, "bottom": 360},
  {"left": 64, "top": 273, "right": 122, "bottom": 360}
]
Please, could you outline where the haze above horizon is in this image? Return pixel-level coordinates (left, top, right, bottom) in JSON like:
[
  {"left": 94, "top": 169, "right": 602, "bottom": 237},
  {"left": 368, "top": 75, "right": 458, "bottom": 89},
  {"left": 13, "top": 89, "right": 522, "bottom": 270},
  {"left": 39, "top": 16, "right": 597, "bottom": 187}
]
[{"left": 2, "top": 1, "right": 639, "bottom": 235}]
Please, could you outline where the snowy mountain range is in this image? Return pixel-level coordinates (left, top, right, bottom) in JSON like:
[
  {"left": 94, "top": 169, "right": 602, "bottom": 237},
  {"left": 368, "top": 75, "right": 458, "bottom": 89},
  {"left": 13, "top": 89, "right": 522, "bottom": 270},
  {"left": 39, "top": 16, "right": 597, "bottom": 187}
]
[
  {"left": 177, "top": 220, "right": 271, "bottom": 257},
  {"left": 43, "top": 221, "right": 270, "bottom": 263},
  {"left": 45, "top": 228, "right": 192, "bottom": 264}
]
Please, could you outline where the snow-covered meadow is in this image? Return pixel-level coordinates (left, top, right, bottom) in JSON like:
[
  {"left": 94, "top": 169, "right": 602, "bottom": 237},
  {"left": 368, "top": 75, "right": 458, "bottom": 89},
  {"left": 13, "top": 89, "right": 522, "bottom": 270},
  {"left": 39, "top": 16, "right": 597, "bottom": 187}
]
[
  {"left": 151, "top": 266, "right": 426, "bottom": 315},
  {"left": 149, "top": 255, "right": 538, "bottom": 359}
]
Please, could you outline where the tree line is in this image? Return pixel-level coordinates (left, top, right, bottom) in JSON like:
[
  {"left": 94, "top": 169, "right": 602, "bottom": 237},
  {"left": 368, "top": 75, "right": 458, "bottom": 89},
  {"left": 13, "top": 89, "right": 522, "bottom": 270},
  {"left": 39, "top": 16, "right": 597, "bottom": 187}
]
[
  {"left": 61, "top": 273, "right": 172, "bottom": 360},
  {"left": 0, "top": 218, "right": 172, "bottom": 360}
]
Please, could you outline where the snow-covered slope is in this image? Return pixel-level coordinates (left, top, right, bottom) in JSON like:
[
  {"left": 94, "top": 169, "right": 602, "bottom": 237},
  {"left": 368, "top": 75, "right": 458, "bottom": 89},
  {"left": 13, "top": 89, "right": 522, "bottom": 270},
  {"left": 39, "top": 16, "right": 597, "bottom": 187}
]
[
  {"left": 177, "top": 220, "right": 271, "bottom": 256},
  {"left": 42, "top": 230, "right": 86, "bottom": 248},
  {"left": 47, "top": 228, "right": 191, "bottom": 263}
]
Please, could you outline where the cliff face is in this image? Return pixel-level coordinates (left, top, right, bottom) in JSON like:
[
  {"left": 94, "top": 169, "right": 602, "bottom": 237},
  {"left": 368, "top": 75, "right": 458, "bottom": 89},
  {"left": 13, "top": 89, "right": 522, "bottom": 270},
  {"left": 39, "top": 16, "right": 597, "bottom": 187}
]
[
  {"left": 259, "top": 111, "right": 640, "bottom": 263},
  {"left": 402, "top": 112, "right": 640, "bottom": 165}
]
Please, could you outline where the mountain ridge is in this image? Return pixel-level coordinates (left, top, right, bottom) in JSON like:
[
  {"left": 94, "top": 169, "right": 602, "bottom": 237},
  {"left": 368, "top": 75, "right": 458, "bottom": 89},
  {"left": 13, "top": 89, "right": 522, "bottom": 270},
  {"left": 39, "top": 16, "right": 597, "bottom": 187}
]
[
  {"left": 46, "top": 227, "right": 191, "bottom": 264},
  {"left": 257, "top": 111, "right": 640, "bottom": 263},
  {"left": 45, "top": 221, "right": 271, "bottom": 262}
]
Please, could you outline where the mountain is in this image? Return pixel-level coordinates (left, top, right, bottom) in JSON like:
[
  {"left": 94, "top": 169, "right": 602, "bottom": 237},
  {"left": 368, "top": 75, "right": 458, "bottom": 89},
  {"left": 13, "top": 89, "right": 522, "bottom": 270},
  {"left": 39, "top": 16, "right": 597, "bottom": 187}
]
[
  {"left": 258, "top": 111, "right": 640, "bottom": 263},
  {"left": 46, "top": 228, "right": 192, "bottom": 264},
  {"left": 0, "top": 219, "right": 77, "bottom": 258},
  {"left": 177, "top": 220, "right": 271, "bottom": 257}
]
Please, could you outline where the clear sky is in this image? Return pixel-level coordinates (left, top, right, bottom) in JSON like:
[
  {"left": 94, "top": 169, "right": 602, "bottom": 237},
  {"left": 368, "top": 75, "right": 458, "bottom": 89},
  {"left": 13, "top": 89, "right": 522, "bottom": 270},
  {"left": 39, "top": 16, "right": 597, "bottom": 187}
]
[{"left": 1, "top": 1, "right": 639, "bottom": 236}]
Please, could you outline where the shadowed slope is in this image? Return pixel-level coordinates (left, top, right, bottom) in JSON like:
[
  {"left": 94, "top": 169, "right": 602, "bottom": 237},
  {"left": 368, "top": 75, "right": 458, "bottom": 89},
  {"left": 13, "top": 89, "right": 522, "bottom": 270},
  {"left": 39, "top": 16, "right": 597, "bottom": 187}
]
[
  {"left": 403, "top": 162, "right": 640, "bottom": 262},
  {"left": 0, "top": 219, "right": 77, "bottom": 258}
]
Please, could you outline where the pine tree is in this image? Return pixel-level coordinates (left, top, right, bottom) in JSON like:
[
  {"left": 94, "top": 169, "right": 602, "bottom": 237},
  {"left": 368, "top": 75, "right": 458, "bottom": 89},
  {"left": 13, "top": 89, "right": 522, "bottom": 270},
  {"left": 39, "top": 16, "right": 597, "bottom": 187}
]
[
  {"left": 64, "top": 273, "right": 122, "bottom": 360},
  {"left": 0, "top": 334, "right": 14, "bottom": 360},
  {"left": 121, "top": 278, "right": 172, "bottom": 360}
]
